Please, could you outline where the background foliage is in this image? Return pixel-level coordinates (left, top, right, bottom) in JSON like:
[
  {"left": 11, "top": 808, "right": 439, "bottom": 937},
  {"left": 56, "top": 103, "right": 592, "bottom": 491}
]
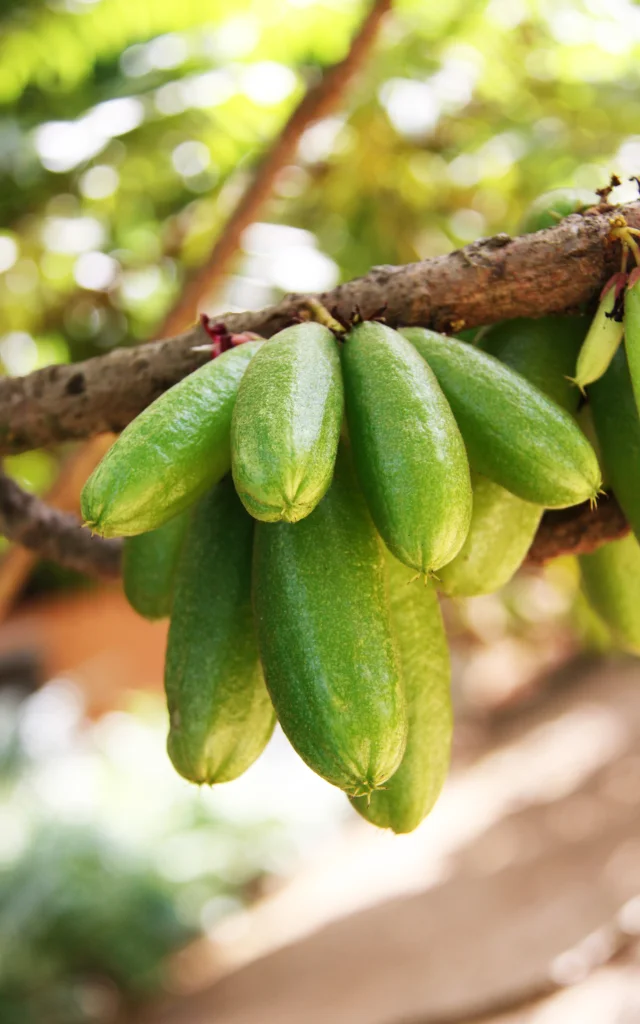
[{"left": 3, "top": 0, "right": 640, "bottom": 379}]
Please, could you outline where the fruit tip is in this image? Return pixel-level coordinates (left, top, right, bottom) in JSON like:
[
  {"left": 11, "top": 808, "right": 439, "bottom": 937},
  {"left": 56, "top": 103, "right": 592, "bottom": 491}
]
[
  {"left": 350, "top": 778, "right": 386, "bottom": 802},
  {"left": 565, "top": 374, "right": 586, "bottom": 397},
  {"left": 588, "top": 489, "right": 603, "bottom": 511}
]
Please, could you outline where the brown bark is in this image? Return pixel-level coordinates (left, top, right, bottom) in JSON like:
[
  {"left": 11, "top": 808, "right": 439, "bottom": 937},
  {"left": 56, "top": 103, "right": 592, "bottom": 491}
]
[
  {"left": 0, "top": 435, "right": 115, "bottom": 618},
  {"left": 160, "top": 0, "right": 392, "bottom": 337},
  {"left": 526, "top": 494, "right": 630, "bottom": 566},
  {"left": 0, "top": 470, "right": 121, "bottom": 579},
  {"left": 0, "top": 202, "right": 633, "bottom": 456}
]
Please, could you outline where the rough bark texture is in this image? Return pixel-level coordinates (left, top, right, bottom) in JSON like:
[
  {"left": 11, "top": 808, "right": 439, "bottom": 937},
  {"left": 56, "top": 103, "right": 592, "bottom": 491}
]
[
  {"left": 0, "top": 435, "right": 114, "bottom": 620},
  {"left": 526, "top": 494, "right": 630, "bottom": 566},
  {"left": 0, "top": 202, "right": 636, "bottom": 456},
  {"left": 0, "top": 471, "right": 121, "bottom": 578}
]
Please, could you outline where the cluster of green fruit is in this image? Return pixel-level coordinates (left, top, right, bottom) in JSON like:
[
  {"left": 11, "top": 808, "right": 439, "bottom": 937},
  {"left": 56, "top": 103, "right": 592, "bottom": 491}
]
[{"left": 80, "top": 190, "right": 639, "bottom": 834}]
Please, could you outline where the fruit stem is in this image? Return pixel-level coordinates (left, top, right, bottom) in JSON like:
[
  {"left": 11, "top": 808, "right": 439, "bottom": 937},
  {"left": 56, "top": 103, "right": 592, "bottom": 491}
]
[
  {"left": 609, "top": 217, "right": 640, "bottom": 268},
  {"left": 299, "top": 298, "right": 346, "bottom": 336}
]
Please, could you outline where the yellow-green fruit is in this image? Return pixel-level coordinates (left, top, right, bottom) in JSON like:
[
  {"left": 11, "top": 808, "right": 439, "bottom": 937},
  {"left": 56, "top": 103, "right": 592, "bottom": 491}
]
[
  {"left": 351, "top": 551, "right": 452, "bottom": 833},
  {"left": 231, "top": 322, "right": 343, "bottom": 523},
  {"left": 579, "top": 534, "right": 640, "bottom": 654},
  {"left": 572, "top": 275, "right": 625, "bottom": 392},
  {"left": 165, "top": 477, "right": 275, "bottom": 785},
  {"left": 82, "top": 342, "right": 263, "bottom": 537},
  {"left": 252, "top": 445, "right": 407, "bottom": 797},
  {"left": 437, "top": 473, "right": 542, "bottom": 598}
]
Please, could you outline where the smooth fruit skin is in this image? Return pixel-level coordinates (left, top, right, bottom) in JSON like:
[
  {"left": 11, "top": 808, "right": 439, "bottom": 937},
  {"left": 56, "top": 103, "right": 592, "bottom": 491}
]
[
  {"left": 351, "top": 551, "right": 452, "bottom": 833},
  {"left": 519, "top": 188, "right": 597, "bottom": 234},
  {"left": 623, "top": 269, "right": 640, "bottom": 416},
  {"left": 123, "top": 511, "right": 189, "bottom": 620},
  {"left": 231, "top": 323, "right": 343, "bottom": 523},
  {"left": 252, "top": 446, "right": 407, "bottom": 796},
  {"left": 81, "top": 341, "right": 263, "bottom": 537},
  {"left": 437, "top": 472, "right": 541, "bottom": 597},
  {"left": 341, "top": 321, "right": 471, "bottom": 574},
  {"left": 402, "top": 329, "right": 601, "bottom": 508},
  {"left": 589, "top": 347, "right": 640, "bottom": 541},
  {"left": 165, "top": 477, "right": 275, "bottom": 785},
  {"left": 580, "top": 534, "right": 640, "bottom": 654}
]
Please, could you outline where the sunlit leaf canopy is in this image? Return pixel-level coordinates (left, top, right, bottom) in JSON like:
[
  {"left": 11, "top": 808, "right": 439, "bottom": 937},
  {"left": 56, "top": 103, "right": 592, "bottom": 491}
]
[{"left": 2, "top": 0, "right": 640, "bottom": 443}]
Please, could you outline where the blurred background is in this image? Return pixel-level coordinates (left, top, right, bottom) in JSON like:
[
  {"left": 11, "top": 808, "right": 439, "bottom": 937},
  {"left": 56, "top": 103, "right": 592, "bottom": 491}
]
[{"left": 2, "top": 0, "right": 640, "bottom": 1021}]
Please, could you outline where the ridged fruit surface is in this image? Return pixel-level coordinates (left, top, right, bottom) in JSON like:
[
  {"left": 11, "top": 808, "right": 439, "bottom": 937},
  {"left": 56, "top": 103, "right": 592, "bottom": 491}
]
[
  {"left": 252, "top": 446, "right": 407, "bottom": 796},
  {"left": 81, "top": 342, "right": 263, "bottom": 537},
  {"left": 232, "top": 322, "right": 343, "bottom": 523},
  {"left": 341, "top": 321, "right": 471, "bottom": 574},
  {"left": 351, "top": 551, "right": 452, "bottom": 833},
  {"left": 402, "top": 328, "right": 601, "bottom": 508},
  {"left": 165, "top": 477, "right": 275, "bottom": 785}
]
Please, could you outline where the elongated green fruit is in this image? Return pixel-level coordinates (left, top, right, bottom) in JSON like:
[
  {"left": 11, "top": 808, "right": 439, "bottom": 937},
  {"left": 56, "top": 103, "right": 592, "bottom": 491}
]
[
  {"left": 341, "top": 322, "right": 471, "bottom": 574},
  {"left": 589, "top": 347, "right": 640, "bottom": 541},
  {"left": 580, "top": 534, "right": 640, "bottom": 654},
  {"left": 437, "top": 473, "right": 541, "bottom": 597},
  {"left": 520, "top": 188, "right": 597, "bottom": 234},
  {"left": 402, "top": 329, "right": 601, "bottom": 508},
  {"left": 481, "top": 315, "right": 588, "bottom": 410},
  {"left": 231, "top": 323, "right": 342, "bottom": 523},
  {"left": 81, "top": 342, "right": 263, "bottom": 537},
  {"left": 571, "top": 274, "right": 625, "bottom": 392},
  {"left": 441, "top": 316, "right": 588, "bottom": 597},
  {"left": 165, "top": 478, "right": 275, "bottom": 785},
  {"left": 623, "top": 267, "right": 640, "bottom": 416},
  {"left": 123, "top": 511, "right": 189, "bottom": 620},
  {"left": 253, "top": 446, "right": 407, "bottom": 796},
  {"left": 351, "top": 552, "right": 452, "bottom": 833}
]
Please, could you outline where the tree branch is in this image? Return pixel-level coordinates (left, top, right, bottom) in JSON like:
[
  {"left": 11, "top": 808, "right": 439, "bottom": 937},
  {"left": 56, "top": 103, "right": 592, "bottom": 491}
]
[
  {"left": 526, "top": 494, "right": 629, "bottom": 566},
  {"left": 160, "top": 0, "right": 392, "bottom": 337},
  {"left": 0, "top": 471, "right": 121, "bottom": 579},
  {"left": 0, "top": 470, "right": 628, "bottom": 582},
  {"left": 0, "top": 435, "right": 115, "bottom": 619},
  {"left": 0, "top": 201, "right": 635, "bottom": 456}
]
